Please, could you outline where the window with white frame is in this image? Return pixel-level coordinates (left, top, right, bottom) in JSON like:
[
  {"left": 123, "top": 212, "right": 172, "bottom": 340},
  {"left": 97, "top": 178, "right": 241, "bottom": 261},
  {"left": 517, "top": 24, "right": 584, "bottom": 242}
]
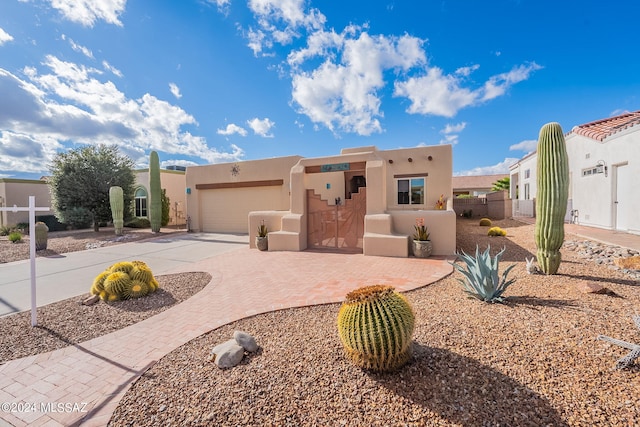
[
  {"left": 135, "top": 187, "right": 148, "bottom": 217},
  {"left": 397, "top": 177, "right": 425, "bottom": 205},
  {"left": 524, "top": 183, "right": 530, "bottom": 200},
  {"left": 524, "top": 169, "right": 530, "bottom": 179}
]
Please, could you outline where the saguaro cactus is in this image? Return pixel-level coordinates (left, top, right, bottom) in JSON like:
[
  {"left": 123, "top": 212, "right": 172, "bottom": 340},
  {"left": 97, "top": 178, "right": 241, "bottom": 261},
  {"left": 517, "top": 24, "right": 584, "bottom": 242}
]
[
  {"left": 337, "top": 285, "right": 415, "bottom": 372},
  {"left": 535, "top": 122, "right": 569, "bottom": 274},
  {"left": 149, "top": 151, "right": 161, "bottom": 233},
  {"left": 34, "top": 221, "right": 49, "bottom": 251},
  {"left": 109, "top": 186, "right": 124, "bottom": 235}
]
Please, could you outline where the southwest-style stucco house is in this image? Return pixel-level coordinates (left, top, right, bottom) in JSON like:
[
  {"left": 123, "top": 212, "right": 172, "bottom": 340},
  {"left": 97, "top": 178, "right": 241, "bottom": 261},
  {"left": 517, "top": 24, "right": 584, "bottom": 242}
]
[
  {"left": 510, "top": 110, "right": 639, "bottom": 234},
  {"left": 0, "top": 168, "right": 187, "bottom": 228},
  {"left": 452, "top": 174, "right": 508, "bottom": 198},
  {"left": 132, "top": 167, "right": 187, "bottom": 227},
  {"left": 185, "top": 145, "right": 456, "bottom": 257},
  {"left": 0, "top": 178, "right": 54, "bottom": 227}
]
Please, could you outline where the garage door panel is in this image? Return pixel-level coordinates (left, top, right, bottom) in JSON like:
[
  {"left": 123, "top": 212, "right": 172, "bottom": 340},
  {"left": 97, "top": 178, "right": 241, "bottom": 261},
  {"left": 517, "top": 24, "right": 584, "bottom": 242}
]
[{"left": 200, "top": 187, "right": 283, "bottom": 233}]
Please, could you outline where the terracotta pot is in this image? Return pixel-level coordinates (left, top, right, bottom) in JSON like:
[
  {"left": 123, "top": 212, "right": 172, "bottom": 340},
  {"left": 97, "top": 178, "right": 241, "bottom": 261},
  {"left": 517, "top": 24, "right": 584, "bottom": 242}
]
[
  {"left": 256, "top": 236, "right": 268, "bottom": 251},
  {"left": 412, "top": 240, "right": 432, "bottom": 258}
]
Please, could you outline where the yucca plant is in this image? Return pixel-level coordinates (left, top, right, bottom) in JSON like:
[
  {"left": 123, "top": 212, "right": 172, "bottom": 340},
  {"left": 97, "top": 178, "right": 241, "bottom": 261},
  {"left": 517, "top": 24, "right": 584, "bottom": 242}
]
[{"left": 451, "top": 245, "right": 516, "bottom": 303}]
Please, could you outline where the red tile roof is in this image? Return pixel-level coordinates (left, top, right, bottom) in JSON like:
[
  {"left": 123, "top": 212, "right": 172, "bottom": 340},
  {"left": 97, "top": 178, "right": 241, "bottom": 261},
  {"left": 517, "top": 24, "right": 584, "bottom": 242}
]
[{"left": 571, "top": 110, "right": 640, "bottom": 142}]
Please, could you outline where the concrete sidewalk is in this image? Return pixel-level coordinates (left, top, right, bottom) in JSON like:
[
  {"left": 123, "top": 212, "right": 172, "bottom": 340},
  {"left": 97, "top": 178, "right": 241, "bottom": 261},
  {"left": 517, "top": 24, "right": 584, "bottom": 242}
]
[
  {"left": 514, "top": 217, "right": 640, "bottom": 252},
  {"left": 0, "top": 232, "right": 249, "bottom": 317}
]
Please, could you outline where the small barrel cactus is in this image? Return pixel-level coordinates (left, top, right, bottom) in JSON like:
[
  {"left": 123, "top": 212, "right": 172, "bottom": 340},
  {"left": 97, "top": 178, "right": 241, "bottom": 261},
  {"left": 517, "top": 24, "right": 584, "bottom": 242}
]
[
  {"left": 34, "top": 221, "right": 49, "bottom": 251},
  {"left": 337, "top": 285, "right": 415, "bottom": 372},
  {"left": 479, "top": 218, "right": 492, "bottom": 227},
  {"left": 487, "top": 226, "right": 506, "bottom": 237},
  {"left": 109, "top": 186, "right": 124, "bottom": 236},
  {"left": 535, "top": 122, "right": 569, "bottom": 274},
  {"left": 91, "top": 260, "right": 160, "bottom": 301}
]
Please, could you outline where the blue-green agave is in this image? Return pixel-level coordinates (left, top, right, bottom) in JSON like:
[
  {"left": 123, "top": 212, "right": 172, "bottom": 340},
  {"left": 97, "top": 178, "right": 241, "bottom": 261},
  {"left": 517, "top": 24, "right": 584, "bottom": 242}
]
[{"left": 451, "top": 245, "right": 516, "bottom": 303}]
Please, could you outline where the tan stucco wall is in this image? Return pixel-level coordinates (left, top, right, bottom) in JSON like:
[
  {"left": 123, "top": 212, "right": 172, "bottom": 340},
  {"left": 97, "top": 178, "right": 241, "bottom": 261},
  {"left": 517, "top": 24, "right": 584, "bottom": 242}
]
[
  {"left": 134, "top": 169, "right": 187, "bottom": 226},
  {"left": 188, "top": 145, "right": 456, "bottom": 257},
  {"left": 186, "top": 156, "right": 302, "bottom": 233},
  {"left": 0, "top": 179, "right": 53, "bottom": 227}
]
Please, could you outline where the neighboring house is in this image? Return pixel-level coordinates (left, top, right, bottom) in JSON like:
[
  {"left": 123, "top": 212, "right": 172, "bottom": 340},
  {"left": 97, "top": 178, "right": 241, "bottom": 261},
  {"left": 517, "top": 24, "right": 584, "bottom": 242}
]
[
  {"left": 509, "top": 110, "right": 640, "bottom": 234},
  {"left": 186, "top": 145, "right": 456, "bottom": 257},
  {"left": 133, "top": 167, "right": 187, "bottom": 227},
  {"left": 452, "top": 174, "right": 508, "bottom": 197},
  {"left": 0, "top": 178, "right": 54, "bottom": 227},
  {"left": 0, "top": 168, "right": 187, "bottom": 228},
  {"left": 509, "top": 151, "right": 537, "bottom": 217}
]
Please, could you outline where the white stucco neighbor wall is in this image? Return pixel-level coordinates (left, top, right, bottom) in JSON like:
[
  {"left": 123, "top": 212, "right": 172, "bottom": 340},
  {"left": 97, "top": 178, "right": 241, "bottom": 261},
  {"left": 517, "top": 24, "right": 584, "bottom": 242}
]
[
  {"left": 0, "top": 179, "right": 53, "bottom": 227},
  {"left": 565, "top": 128, "right": 640, "bottom": 234}
]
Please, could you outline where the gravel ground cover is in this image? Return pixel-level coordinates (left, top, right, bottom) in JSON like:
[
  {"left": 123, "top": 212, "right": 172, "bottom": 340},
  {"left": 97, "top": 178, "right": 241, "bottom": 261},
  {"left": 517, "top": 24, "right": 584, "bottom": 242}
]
[
  {"left": 111, "top": 219, "right": 640, "bottom": 427},
  {"left": 0, "top": 226, "right": 210, "bottom": 364},
  {"left": 0, "top": 226, "right": 186, "bottom": 264}
]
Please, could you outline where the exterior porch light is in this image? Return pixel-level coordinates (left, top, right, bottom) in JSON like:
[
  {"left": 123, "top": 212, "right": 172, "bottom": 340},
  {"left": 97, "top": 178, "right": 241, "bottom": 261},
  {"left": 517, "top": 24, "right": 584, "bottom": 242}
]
[
  {"left": 388, "top": 159, "right": 394, "bottom": 164},
  {"left": 427, "top": 155, "right": 433, "bottom": 161},
  {"left": 408, "top": 157, "right": 413, "bottom": 162}
]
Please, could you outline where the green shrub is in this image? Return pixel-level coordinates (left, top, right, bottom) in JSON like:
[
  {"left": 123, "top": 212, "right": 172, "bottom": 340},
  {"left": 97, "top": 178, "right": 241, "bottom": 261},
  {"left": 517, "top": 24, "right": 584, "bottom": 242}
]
[
  {"left": 0, "top": 225, "right": 18, "bottom": 236},
  {"left": 8, "top": 232, "right": 22, "bottom": 243},
  {"left": 124, "top": 218, "right": 150, "bottom": 228},
  {"left": 16, "top": 222, "right": 29, "bottom": 232},
  {"left": 487, "top": 226, "right": 506, "bottom": 237},
  {"left": 479, "top": 218, "right": 492, "bottom": 226},
  {"left": 450, "top": 245, "right": 516, "bottom": 303},
  {"left": 63, "top": 207, "right": 93, "bottom": 229}
]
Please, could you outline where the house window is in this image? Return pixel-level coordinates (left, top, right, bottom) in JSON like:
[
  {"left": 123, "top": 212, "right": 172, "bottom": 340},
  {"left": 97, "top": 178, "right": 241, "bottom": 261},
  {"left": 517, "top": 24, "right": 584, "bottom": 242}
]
[
  {"left": 135, "top": 187, "right": 148, "bottom": 217},
  {"left": 582, "top": 165, "right": 604, "bottom": 176},
  {"left": 397, "top": 178, "right": 425, "bottom": 205},
  {"left": 524, "top": 169, "right": 530, "bottom": 179},
  {"left": 524, "top": 183, "right": 530, "bottom": 200}
]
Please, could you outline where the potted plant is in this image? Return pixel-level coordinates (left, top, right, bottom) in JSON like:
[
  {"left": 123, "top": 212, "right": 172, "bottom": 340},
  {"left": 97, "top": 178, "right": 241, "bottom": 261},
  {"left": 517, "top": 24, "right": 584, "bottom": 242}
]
[
  {"left": 256, "top": 220, "right": 268, "bottom": 251},
  {"left": 412, "top": 218, "right": 432, "bottom": 258}
]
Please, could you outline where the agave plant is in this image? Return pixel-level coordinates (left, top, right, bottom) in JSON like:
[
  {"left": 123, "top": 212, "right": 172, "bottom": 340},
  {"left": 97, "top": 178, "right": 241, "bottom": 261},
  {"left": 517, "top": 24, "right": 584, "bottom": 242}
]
[{"left": 451, "top": 245, "right": 516, "bottom": 303}]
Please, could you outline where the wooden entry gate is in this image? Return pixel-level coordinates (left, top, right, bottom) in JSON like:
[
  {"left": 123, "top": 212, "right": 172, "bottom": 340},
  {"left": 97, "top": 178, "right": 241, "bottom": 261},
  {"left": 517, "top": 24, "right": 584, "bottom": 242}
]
[{"left": 307, "top": 188, "right": 366, "bottom": 252}]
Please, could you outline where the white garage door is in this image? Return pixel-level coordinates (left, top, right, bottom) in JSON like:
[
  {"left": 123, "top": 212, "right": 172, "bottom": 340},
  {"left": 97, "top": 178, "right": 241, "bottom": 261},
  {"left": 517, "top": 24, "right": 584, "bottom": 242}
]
[{"left": 200, "top": 187, "right": 284, "bottom": 233}]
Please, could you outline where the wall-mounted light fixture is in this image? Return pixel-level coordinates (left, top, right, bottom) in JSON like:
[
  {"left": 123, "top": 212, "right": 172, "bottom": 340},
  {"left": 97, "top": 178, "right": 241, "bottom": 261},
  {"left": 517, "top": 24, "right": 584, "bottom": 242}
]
[
  {"left": 388, "top": 159, "right": 394, "bottom": 164},
  {"left": 596, "top": 160, "right": 608, "bottom": 177},
  {"left": 408, "top": 157, "right": 413, "bottom": 162},
  {"left": 427, "top": 155, "right": 433, "bottom": 161}
]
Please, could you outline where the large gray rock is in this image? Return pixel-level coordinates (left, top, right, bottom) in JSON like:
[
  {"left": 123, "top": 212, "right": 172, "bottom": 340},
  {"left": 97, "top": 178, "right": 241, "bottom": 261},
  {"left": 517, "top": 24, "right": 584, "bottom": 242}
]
[
  {"left": 234, "top": 330, "right": 258, "bottom": 352},
  {"left": 210, "top": 339, "right": 244, "bottom": 368}
]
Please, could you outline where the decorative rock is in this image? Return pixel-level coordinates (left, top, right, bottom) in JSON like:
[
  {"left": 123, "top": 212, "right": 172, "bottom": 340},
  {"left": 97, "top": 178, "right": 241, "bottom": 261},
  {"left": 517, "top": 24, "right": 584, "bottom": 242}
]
[
  {"left": 234, "top": 330, "right": 258, "bottom": 352},
  {"left": 82, "top": 295, "right": 100, "bottom": 306},
  {"left": 209, "top": 339, "right": 244, "bottom": 368},
  {"left": 577, "top": 281, "right": 614, "bottom": 295}
]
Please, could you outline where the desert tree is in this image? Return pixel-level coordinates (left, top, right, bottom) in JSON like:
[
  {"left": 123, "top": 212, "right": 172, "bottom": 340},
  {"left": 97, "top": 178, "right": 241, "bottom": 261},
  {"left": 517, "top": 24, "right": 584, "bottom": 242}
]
[{"left": 48, "top": 144, "right": 136, "bottom": 231}]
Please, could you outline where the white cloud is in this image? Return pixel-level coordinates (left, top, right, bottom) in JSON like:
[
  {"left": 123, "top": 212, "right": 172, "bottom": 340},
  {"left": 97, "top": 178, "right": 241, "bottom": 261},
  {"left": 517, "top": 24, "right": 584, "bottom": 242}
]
[
  {"left": 0, "top": 28, "right": 14, "bottom": 46},
  {"left": 48, "top": 0, "right": 127, "bottom": 27},
  {"left": 509, "top": 139, "right": 537, "bottom": 153},
  {"left": 217, "top": 123, "right": 248, "bottom": 136},
  {"left": 455, "top": 157, "right": 520, "bottom": 176},
  {"left": 102, "top": 60, "right": 123, "bottom": 77},
  {"left": 62, "top": 34, "right": 94, "bottom": 58},
  {"left": 169, "top": 82, "right": 182, "bottom": 99},
  {"left": 439, "top": 121, "right": 466, "bottom": 145},
  {"left": 0, "top": 56, "right": 242, "bottom": 176},
  {"left": 441, "top": 122, "right": 466, "bottom": 134},
  {"left": 394, "top": 62, "right": 541, "bottom": 117},
  {"left": 225, "top": 1, "right": 541, "bottom": 135},
  {"left": 245, "top": 0, "right": 326, "bottom": 55},
  {"left": 247, "top": 117, "right": 275, "bottom": 137},
  {"left": 291, "top": 30, "right": 425, "bottom": 135},
  {"left": 481, "top": 63, "right": 543, "bottom": 101}
]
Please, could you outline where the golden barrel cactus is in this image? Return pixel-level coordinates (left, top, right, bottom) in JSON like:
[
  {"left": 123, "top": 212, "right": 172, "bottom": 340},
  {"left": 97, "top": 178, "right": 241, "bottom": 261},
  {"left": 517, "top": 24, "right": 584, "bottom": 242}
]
[{"left": 337, "top": 285, "right": 415, "bottom": 372}]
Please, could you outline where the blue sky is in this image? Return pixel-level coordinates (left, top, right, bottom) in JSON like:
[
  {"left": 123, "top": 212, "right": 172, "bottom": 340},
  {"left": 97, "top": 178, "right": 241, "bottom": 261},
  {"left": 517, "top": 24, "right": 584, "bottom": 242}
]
[{"left": 1, "top": 0, "right": 638, "bottom": 179}]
